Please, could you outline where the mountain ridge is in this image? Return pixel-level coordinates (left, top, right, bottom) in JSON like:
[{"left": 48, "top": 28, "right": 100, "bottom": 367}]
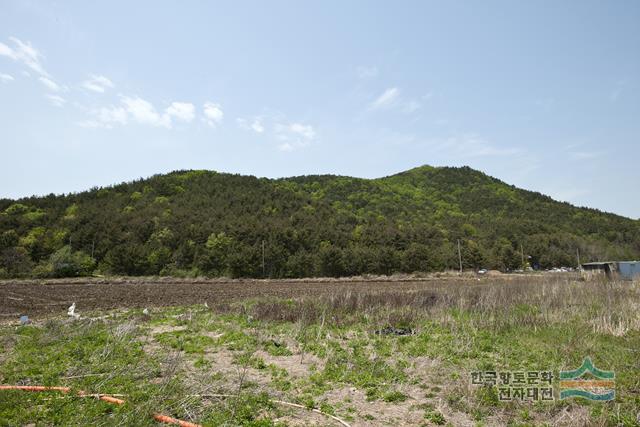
[
  {"left": 2, "top": 165, "right": 633, "bottom": 220},
  {"left": 1, "top": 165, "right": 638, "bottom": 278}
]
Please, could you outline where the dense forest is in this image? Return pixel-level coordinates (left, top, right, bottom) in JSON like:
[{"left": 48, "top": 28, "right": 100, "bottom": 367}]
[{"left": 1, "top": 165, "right": 638, "bottom": 279}]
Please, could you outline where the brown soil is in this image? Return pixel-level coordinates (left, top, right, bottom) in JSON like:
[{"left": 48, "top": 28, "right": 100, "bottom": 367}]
[{"left": 0, "top": 275, "right": 512, "bottom": 319}]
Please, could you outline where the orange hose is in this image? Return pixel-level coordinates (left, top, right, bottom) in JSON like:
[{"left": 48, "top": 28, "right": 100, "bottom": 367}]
[
  {"left": 0, "top": 385, "right": 202, "bottom": 427},
  {"left": 0, "top": 385, "right": 71, "bottom": 392},
  {"left": 99, "top": 395, "right": 126, "bottom": 405},
  {"left": 153, "top": 414, "right": 202, "bottom": 427}
]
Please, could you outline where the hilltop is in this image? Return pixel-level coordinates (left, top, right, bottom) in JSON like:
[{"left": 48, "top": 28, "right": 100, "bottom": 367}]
[{"left": 1, "top": 165, "right": 638, "bottom": 278}]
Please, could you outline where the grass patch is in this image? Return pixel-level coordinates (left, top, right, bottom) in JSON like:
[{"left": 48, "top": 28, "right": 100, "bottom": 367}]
[{"left": 1, "top": 276, "right": 639, "bottom": 425}]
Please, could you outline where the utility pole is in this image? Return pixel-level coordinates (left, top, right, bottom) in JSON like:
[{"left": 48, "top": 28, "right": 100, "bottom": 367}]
[
  {"left": 576, "top": 248, "right": 581, "bottom": 270},
  {"left": 261, "top": 240, "right": 265, "bottom": 278},
  {"left": 457, "top": 239, "right": 463, "bottom": 274},
  {"left": 520, "top": 243, "right": 525, "bottom": 269}
]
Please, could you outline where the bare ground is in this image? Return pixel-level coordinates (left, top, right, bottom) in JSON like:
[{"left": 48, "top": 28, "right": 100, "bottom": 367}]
[{"left": 0, "top": 274, "right": 529, "bottom": 318}]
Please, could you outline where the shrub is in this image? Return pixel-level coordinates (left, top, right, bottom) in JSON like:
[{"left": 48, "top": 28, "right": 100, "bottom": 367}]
[{"left": 49, "top": 245, "right": 95, "bottom": 277}]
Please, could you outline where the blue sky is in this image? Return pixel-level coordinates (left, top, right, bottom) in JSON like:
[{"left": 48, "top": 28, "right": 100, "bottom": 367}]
[{"left": 1, "top": 1, "right": 639, "bottom": 219}]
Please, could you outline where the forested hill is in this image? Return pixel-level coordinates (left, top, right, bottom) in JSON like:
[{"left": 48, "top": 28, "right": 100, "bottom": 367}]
[{"left": 1, "top": 165, "right": 638, "bottom": 279}]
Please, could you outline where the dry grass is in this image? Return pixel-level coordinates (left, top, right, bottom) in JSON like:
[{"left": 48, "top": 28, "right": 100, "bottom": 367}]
[
  {"left": 2, "top": 274, "right": 639, "bottom": 426},
  {"left": 242, "top": 275, "right": 640, "bottom": 335}
]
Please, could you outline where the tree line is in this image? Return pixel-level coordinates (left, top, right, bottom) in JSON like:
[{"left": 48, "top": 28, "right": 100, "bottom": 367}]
[{"left": 1, "top": 166, "right": 638, "bottom": 278}]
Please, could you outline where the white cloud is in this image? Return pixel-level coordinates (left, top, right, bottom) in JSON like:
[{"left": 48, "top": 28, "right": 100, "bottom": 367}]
[
  {"left": 98, "top": 106, "right": 128, "bottom": 126},
  {"left": 393, "top": 132, "right": 520, "bottom": 159},
  {"left": 0, "top": 73, "right": 14, "bottom": 83},
  {"left": 277, "top": 142, "right": 295, "bottom": 152},
  {"left": 356, "top": 65, "right": 378, "bottom": 79},
  {"left": 121, "top": 96, "right": 171, "bottom": 128},
  {"left": 78, "top": 104, "right": 131, "bottom": 129},
  {"left": 0, "top": 37, "right": 50, "bottom": 77},
  {"left": 80, "top": 97, "right": 198, "bottom": 129},
  {"left": 609, "top": 90, "right": 620, "bottom": 102},
  {"left": 203, "top": 102, "right": 224, "bottom": 127},
  {"left": 0, "top": 37, "right": 74, "bottom": 100},
  {"left": 369, "top": 87, "right": 399, "bottom": 110},
  {"left": 0, "top": 43, "right": 13, "bottom": 58},
  {"left": 166, "top": 102, "right": 195, "bottom": 123},
  {"left": 77, "top": 120, "right": 105, "bottom": 129},
  {"left": 368, "top": 87, "right": 424, "bottom": 114},
  {"left": 288, "top": 123, "right": 315, "bottom": 140},
  {"left": 45, "top": 94, "right": 66, "bottom": 107},
  {"left": 401, "top": 100, "right": 421, "bottom": 114},
  {"left": 275, "top": 122, "right": 316, "bottom": 151},
  {"left": 251, "top": 119, "right": 264, "bottom": 133},
  {"left": 237, "top": 117, "right": 265, "bottom": 133},
  {"left": 77, "top": 106, "right": 128, "bottom": 129},
  {"left": 81, "top": 74, "right": 114, "bottom": 93},
  {"left": 564, "top": 143, "right": 601, "bottom": 161},
  {"left": 609, "top": 79, "right": 628, "bottom": 102},
  {"left": 239, "top": 115, "right": 315, "bottom": 150},
  {"left": 39, "top": 76, "right": 62, "bottom": 92},
  {"left": 80, "top": 105, "right": 130, "bottom": 129}
]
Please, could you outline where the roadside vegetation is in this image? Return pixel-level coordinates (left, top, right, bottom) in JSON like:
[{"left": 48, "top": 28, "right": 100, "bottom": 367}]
[{"left": 1, "top": 275, "right": 638, "bottom": 426}]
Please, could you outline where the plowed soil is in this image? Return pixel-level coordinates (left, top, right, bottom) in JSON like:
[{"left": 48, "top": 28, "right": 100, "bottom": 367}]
[{"left": 0, "top": 274, "right": 543, "bottom": 318}]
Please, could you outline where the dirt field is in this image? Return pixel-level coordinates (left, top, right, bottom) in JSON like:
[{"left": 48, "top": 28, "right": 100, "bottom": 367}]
[
  {"left": 0, "top": 274, "right": 526, "bottom": 318},
  {"left": 2, "top": 273, "right": 637, "bottom": 426}
]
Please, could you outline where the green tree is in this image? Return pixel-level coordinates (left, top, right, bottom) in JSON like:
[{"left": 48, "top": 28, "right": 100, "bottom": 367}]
[
  {"left": 319, "top": 242, "right": 346, "bottom": 277},
  {"left": 402, "top": 243, "right": 436, "bottom": 273},
  {"left": 0, "top": 230, "right": 19, "bottom": 251},
  {"left": 0, "top": 247, "right": 32, "bottom": 277},
  {"left": 199, "top": 232, "right": 234, "bottom": 275},
  {"left": 49, "top": 246, "right": 95, "bottom": 277}
]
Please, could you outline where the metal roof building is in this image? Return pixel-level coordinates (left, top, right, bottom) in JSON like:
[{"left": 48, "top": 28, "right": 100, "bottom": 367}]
[
  {"left": 618, "top": 261, "right": 640, "bottom": 280},
  {"left": 581, "top": 261, "right": 640, "bottom": 280}
]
